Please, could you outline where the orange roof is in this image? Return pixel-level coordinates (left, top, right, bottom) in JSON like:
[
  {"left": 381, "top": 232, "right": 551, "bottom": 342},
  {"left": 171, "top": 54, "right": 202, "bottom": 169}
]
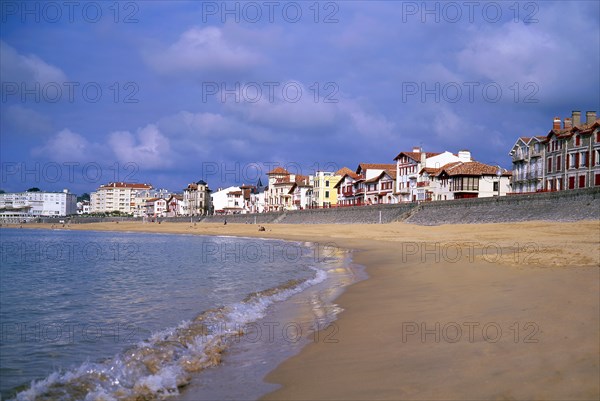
[
  {"left": 335, "top": 167, "right": 354, "bottom": 176},
  {"left": 356, "top": 163, "right": 396, "bottom": 174},
  {"left": 333, "top": 170, "right": 362, "bottom": 188},
  {"left": 274, "top": 174, "right": 309, "bottom": 185},
  {"left": 420, "top": 162, "right": 461, "bottom": 176},
  {"left": 437, "top": 162, "right": 511, "bottom": 177},
  {"left": 267, "top": 167, "right": 290, "bottom": 175},
  {"left": 100, "top": 182, "right": 152, "bottom": 189},
  {"left": 393, "top": 151, "right": 441, "bottom": 161}
]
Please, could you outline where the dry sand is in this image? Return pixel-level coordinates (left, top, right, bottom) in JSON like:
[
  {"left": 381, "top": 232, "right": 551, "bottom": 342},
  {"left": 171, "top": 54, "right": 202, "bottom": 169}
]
[{"left": 15, "top": 220, "right": 600, "bottom": 400}]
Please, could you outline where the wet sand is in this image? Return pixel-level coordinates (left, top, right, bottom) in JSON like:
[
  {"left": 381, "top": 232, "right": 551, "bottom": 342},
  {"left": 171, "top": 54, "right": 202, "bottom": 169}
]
[{"left": 15, "top": 220, "right": 600, "bottom": 400}]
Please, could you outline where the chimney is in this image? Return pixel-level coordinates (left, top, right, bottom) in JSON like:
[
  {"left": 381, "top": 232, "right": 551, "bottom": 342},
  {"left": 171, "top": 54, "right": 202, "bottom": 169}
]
[
  {"left": 420, "top": 151, "right": 426, "bottom": 165},
  {"left": 586, "top": 111, "right": 597, "bottom": 125},
  {"left": 412, "top": 146, "right": 421, "bottom": 153},
  {"left": 572, "top": 111, "right": 581, "bottom": 127},
  {"left": 553, "top": 117, "right": 561, "bottom": 131},
  {"left": 564, "top": 117, "right": 572, "bottom": 130},
  {"left": 458, "top": 150, "right": 471, "bottom": 162}
]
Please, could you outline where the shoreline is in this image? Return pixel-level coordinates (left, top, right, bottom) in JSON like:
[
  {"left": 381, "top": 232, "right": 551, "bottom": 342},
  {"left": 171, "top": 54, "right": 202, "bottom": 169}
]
[{"left": 12, "top": 220, "right": 600, "bottom": 400}]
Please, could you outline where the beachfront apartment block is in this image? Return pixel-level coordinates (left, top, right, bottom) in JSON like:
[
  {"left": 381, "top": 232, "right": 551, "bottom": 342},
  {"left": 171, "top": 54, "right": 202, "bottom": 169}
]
[
  {"left": 509, "top": 111, "right": 600, "bottom": 193},
  {"left": 333, "top": 164, "right": 395, "bottom": 206},
  {"left": 420, "top": 161, "right": 511, "bottom": 200},
  {"left": 288, "top": 177, "right": 313, "bottom": 210},
  {"left": 166, "top": 195, "right": 186, "bottom": 217},
  {"left": 312, "top": 171, "right": 342, "bottom": 207},
  {"left": 144, "top": 198, "right": 168, "bottom": 218},
  {"left": 90, "top": 182, "right": 154, "bottom": 215},
  {"left": 509, "top": 136, "right": 546, "bottom": 193},
  {"left": 211, "top": 186, "right": 244, "bottom": 214},
  {"left": 0, "top": 189, "right": 77, "bottom": 222},
  {"left": 334, "top": 168, "right": 363, "bottom": 206},
  {"left": 133, "top": 188, "right": 172, "bottom": 217},
  {"left": 363, "top": 169, "right": 397, "bottom": 205},
  {"left": 210, "top": 184, "right": 265, "bottom": 214},
  {"left": 182, "top": 180, "right": 211, "bottom": 215},
  {"left": 265, "top": 167, "right": 311, "bottom": 211},
  {"left": 394, "top": 148, "right": 472, "bottom": 202},
  {"left": 544, "top": 112, "right": 600, "bottom": 191}
]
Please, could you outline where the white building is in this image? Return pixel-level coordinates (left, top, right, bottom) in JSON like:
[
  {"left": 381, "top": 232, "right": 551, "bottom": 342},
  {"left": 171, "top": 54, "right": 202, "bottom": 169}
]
[
  {"left": 424, "top": 161, "right": 511, "bottom": 200},
  {"left": 211, "top": 186, "right": 243, "bottom": 214},
  {"left": 91, "top": 182, "right": 153, "bottom": 214},
  {"left": 364, "top": 169, "right": 397, "bottom": 205},
  {"left": 246, "top": 182, "right": 266, "bottom": 213},
  {"left": 144, "top": 198, "right": 168, "bottom": 218},
  {"left": 288, "top": 178, "right": 313, "bottom": 210},
  {"left": 394, "top": 147, "right": 471, "bottom": 202},
  {"left": 166, "top": 195, "right": 186, "bottom": 217},
  {"left": 133, "top": 188, "right": 172, "bottom": 217},
  {"left": 77, "top": 200, "right": 91, "bottom": 214},
  {"left": 0, "top": 189, "right": 77, "bottom": 221}
]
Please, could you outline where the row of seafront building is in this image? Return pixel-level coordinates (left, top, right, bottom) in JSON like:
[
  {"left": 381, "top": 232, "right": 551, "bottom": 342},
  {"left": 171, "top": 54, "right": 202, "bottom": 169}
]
[
  {"left": 0, "top": 189, "right": 77, "bottom": 223},
  {"left": 86, "top": 148, "right": 515, "bottom": 217},
  {"left": 3, "top": 110, "right": 598, "bottom": 220},
  {"left": 510, "top": 111, "right": 600, "bottom": 193},
  {"left": 90, "top": 109, "right": 598, "bottom": 217}
]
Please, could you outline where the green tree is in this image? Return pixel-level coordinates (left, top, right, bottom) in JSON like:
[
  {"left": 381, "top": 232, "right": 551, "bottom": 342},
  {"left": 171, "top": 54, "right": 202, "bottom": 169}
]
[
  {"left": 26, "top": 187, "right": 41, "bottom": 192},
  {"left": 77, "top": 193, "right": 91, "bottom": 202}
]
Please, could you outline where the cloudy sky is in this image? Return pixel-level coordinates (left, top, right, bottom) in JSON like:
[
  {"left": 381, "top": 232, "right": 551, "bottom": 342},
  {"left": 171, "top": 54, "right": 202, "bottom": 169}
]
[{"left": 1, "top": 1, "right": 598, "bottom": 194}]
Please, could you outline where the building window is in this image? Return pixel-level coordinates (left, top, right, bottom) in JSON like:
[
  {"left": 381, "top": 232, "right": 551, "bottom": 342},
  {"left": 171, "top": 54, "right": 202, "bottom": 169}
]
[
  {"left": 493, "top": 182, "right": 499, "bottom": 192},
  {"left": 547, "top": 157, "right": 553, "bottom": 173},
  {"left": 325, "top": 191, "right": 329, "bottom": 198},
  {"left": 325, "top": 181, "right": 329, "bottom": 187},
  {"left": 569, "top": 153, "right": 576, "bottom": 168},
  {"left": 556, "top": 155, "right": 561, "bottom": 171},
  {"left": 575, "top": 135, "right": 581, "bottom": 146}
]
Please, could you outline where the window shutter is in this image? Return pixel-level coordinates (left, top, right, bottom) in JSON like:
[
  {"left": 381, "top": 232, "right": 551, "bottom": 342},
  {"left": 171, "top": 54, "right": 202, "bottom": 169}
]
[
  {"left": 575, "top": 153, "right": 580, "bottom": 167},
  {"left": 585, "top": 152, "right": 590, "bottom": 167}
]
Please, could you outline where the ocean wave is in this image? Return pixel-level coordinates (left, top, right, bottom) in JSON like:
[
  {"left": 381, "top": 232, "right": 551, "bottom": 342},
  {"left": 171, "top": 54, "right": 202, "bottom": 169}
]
[{"left": 11, "top": 267, "right": 328, "bottom": 401}]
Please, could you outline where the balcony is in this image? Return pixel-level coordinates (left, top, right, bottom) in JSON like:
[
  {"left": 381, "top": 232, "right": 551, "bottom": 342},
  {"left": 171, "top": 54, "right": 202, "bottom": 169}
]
[
  {"left": 512, "top": 153, "right": 525, "bottom": 161},
  {"left": 355, "top": 188, "right": 365, "bottom": 194},
  {"left": 416, "top": 181, "right": 430, "bottom": 187}
]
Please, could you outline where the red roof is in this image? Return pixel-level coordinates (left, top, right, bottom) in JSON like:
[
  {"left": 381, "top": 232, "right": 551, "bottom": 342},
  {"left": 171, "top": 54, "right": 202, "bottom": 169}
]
[
  {"left": 267, "top": 167, "right": 290, "bottom": 175},
  {"left": 333, "top": 171, "right": 362, "bottom": 188},
  {"left": 356, "top": 163, "right": 396, "bottom": 174},
  {"left": 100, "top": 182, "right": 152, "bottom": 189},
  {"left": 393, "top": 151, "right": 441, "bottom": 161},
  {"left": 437, "top": 161, "right": 511, "bottom": 177},
  {"left": 335, "top": 167, "right": 354, "bottom": 176}
]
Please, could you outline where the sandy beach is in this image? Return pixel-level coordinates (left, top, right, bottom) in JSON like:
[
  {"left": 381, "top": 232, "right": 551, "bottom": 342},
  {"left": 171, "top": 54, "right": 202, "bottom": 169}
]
[{"left": 14, "top": 220, "right": 600, "bottom": 400}]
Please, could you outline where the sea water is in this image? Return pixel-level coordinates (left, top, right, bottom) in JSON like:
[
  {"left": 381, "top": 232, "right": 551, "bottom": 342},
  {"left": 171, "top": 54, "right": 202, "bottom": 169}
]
[{"left": 0, "top": 228, "right": 362, "bottom": 400}]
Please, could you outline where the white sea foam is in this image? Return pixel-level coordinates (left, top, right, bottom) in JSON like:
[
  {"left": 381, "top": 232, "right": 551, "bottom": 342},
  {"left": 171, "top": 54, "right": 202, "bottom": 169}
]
[{"left": 11, "top": 267, "right": 328, "bottom": 401}]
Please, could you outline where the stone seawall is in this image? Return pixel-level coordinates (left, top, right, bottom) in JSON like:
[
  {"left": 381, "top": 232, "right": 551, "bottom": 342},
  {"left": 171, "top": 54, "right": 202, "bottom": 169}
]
[{"left": 406, "top": 187, "right": 600, "bottom": 225}]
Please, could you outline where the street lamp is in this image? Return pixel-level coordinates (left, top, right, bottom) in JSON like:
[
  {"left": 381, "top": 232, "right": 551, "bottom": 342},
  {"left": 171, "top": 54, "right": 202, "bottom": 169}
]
[{"left": 496, "top": 166, "right": 503, "bottom": 196}]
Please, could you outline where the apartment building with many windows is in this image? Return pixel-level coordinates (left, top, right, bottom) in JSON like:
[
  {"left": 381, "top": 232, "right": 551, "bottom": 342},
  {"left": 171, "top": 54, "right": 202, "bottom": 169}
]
[{"left": 91, "top": 182, "right": 153, "bottom": 214}]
